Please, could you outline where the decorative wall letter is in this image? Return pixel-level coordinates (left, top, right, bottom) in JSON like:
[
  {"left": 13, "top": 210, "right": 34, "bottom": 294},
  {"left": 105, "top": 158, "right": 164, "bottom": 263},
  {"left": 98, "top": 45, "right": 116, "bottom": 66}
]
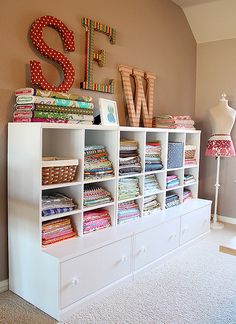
[
  {"left": 81, "top": 18, "right": 116, "bottom": 94},
  {"left": 119, "top": 65, "right": 156, "bottom": 127},
  {"left": 30, "top": 15, "right": 75, "bottom": 92}
]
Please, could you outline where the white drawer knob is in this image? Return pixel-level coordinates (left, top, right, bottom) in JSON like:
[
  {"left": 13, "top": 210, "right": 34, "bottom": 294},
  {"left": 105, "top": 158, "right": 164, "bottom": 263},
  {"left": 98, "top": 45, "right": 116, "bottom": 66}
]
[
  {"left": 71, "top": 277, "right": 79, "bottom": 287},
  {"left": 121, "top": 255, "right": 127, "bottom": 263},
  {"left": 182, "top": 226, "right": 188, "bottom": 235},
  {"left": 168, "top": 233, "right": 176, "bottom": 240},
  {"left": 139, "top": 246, "right": 146, "bottom": 254}
]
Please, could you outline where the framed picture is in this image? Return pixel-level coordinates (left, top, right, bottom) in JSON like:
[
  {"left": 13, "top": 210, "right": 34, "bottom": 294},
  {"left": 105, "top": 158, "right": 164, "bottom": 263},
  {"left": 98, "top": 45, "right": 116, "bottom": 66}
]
[{"left": 98, "top": 98, "right": 119, "bottom": 126}]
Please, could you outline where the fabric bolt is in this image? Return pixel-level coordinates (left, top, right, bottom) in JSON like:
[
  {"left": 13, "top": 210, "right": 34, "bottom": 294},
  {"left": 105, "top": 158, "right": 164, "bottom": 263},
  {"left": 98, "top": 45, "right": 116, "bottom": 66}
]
[
  {"left": 118, "top": 200, "right": 140, "bottom": 224},
  {"left": 119, "top": 139, "right": 142, "bottom": 176},
  {"left": 166, "top": 175, "right": 180, "bottom": 189},
  {"left": 205, "top": 134, "right": 236, "bottom": 157},
  {"left": 118, "top": 177, "right": 140, "bottom": 201},
  {"left": 143, "top": 195, "right": 161, "bottom": 215},
  {"left": 184, "top": 174, "right": 195, "bottom": 185},
  {"left": 144, "top": 174, "right": 161, "bottom": 195},
  {"left": 145, "top": 141, "right": 163, "bottom": 172},
  {"left": 84, "top": 185, "right": 112, "bottom": 207},
  {"left": 31, "top": 118, "right": 93, "bottom": 124},
  {"left": 183, "top": 189, "right": 193, "bottom": 202},
  {"left": 165, "top": 193, "right": 180, "bottom": 209},
  {"left": 153, "top": 115, "right": 195, "bottom": 129},
  {"left": 42, "top": 193, "right": 76, "bottom": 217},
  {"left": 33, "top": 111, "right": 93, "bottom": 121},
  {"left": 83, "top": 209, "right": 111, "bottom": 234}
]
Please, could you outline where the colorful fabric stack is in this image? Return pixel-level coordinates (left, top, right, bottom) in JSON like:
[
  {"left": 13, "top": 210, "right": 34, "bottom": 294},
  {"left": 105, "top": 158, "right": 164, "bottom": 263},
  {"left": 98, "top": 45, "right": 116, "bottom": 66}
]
[
  {"left": 184, "top": 174, "right": 196, "bottom": 185},
  {"left": 83, "top": 185, "right": 112, "bottom": 207},
  {"left": 42, "top": 193, "right": 76, "bottom": 217},
  {"left": 119, "top": 139, "right": 142, "bottom": 175},
  {"left": 144, "top": 174, "right": 161, "bottom": 195},
  {"left": 13, "top": 88, "right": 94, "bottom": 124},
  {"left": 118, "top": 177, "right": 140, "bottom": 201},
  {"left": 166, "top": 175, "right": 180, "bottom": 189},
  {"left": 165, "top": 193, "right": 180, "bottom": 209},
  {"left": 84, "top": 145, "right": 114, "bottom": 180},
  {"left": 145, "top": 142, "right": 163, "bottom": 172},
  {"left": 42, "top": 216, "right": 76, "bottom": 246},
  {"left": 83, "top": 209, "right": 111, "bottom": 234},
  {"left": 183, "top": 189, "right": 193, "bottom": 202},
  {"left": 184, "top": 145, "right": 197, "bottom": 165},
  {"left": 118, "top": 200, "right": 140, "bottom": 224},
  {"left": 143, "top": 195, "right": 161, "bottom": 215},
  {"left": 153, "top": 115, "right": 195, "bottom": 129}
]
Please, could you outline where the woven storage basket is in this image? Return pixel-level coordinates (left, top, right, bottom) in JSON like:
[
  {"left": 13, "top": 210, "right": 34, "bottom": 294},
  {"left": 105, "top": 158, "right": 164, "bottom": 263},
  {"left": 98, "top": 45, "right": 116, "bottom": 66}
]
[
  {"left": 184, "top": 145, "right": 196, "bottom": 159},
  {"left": 42, "top": 157, "right": 79, "bottom": 185}
]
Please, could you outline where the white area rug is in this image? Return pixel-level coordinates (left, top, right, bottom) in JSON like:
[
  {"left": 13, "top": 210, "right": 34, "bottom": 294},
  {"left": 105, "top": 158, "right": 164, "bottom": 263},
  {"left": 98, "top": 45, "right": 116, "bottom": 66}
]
[{"left": 0, "top": 225, "right": 236, "bottom": 324}]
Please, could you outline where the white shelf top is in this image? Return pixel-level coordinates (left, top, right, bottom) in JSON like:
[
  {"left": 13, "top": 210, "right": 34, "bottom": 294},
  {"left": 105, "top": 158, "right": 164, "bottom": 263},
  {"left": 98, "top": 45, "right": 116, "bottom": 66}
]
[
  {"left": 167, "top": 167, "right": 183, "bottom": 172},
  {"left": 42, "top": 181, "right": 82, "bottom": 190},
  {"left": 83, "top": 202, "right": 114, "bottom": 212},
  {"left": 166, "top": 185, "right": 183, "bottom": 192},
  {"left": 118, "top": 195, "right": 143, "bottom": 203},
  {"left": 41, "top": 209, "right": 81, "bottom": 222},
  {"left": 84, "top": 176, "right": 116, "bottom": 184},
  {"left": 43, "top": 198, "right": 211, "bottom": 262},
  {"left": 184, "top": 164, "right": 198, "bottom": 169}
]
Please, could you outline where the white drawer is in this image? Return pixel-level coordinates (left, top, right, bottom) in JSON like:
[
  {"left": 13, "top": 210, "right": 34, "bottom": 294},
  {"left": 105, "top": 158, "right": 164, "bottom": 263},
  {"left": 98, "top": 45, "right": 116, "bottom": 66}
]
[
  {"left": 134, "top": 218, "right": 180, "bottom": 271},
  {"left": 180, "top": 204, "right": 211, "bottom": 245},
  {"left": 60, "top": 237, "right": 132, "bottom": 309}
]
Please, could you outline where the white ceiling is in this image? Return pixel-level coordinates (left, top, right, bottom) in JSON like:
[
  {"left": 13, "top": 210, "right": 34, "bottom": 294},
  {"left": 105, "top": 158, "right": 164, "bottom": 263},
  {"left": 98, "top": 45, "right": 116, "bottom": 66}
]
[{"left": 172, "top": 0, "right": 236, "bottom": 43}]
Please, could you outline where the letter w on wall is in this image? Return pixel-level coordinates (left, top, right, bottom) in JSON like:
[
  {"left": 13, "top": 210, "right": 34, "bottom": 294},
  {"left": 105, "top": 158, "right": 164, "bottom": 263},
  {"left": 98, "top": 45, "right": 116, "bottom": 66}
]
[{"left": 118, "top": 65, "right": 156, "bottom": 127}]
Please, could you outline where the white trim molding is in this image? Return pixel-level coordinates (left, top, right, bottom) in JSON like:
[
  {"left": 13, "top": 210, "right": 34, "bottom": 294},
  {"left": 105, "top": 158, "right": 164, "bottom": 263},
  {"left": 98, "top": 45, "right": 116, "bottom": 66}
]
[
  {"left": 0, "top": 279, "right": 9, "bottom": 293},
  {"left": 218, "top": 215, "right": 236, "bottom": 225}
]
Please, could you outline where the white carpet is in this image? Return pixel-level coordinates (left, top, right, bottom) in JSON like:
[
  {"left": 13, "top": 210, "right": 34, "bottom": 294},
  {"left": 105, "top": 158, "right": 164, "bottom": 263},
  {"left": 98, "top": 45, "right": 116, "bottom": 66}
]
[{"left": 1, "top": 225, "right": 236, "bottom": 324}]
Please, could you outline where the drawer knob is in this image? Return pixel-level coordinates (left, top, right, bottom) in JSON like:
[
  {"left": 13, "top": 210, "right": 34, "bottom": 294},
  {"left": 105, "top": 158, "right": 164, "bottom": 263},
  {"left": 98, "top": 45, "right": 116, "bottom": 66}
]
[
  {"left": 182, "top": 226, "right": 188, "bottom": 235},
  {"left": 121, "top": 255, "right": 127, "bottom": 263},
  {"left": 168, "top": 233, "right": 176, "bottom": 240},
  {"left": 71, "top": 277, "right": 79, "bottom": 287},
  {"left": 139, "top": 246, "right": 146, "bottom": 254}
]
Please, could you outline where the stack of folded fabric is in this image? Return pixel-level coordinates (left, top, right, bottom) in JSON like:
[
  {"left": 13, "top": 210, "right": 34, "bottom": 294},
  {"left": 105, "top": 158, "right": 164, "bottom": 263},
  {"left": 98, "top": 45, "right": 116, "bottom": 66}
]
[
  {"left": 166, "top": 175, "right": 180, "bottom": 189},
  {"left": 143, "top": 195, "right": 161, "bottom": 215},
  {"left": 165, "top": 193, "right": 180, "bottom": 209},
  {"left": 184, "top": 174, "right": 196, "bottom": 185},
  {"left": 183, "top": 189, "right": 193, "bottom": 202},
  {"left": 144, "top": 174, "right": 161, "bottom": 195},
  {"left": 13, "top": 88, "right": 94, "bottom": 124},
  {"left": 83, "top": 209, "right": 111, "bottom": 234},
  {"left": 83, "top": 185, "right": 112, "bottom": 207},
  {"left": 42, "top": 193, "right": 76, "bottom": 217},
  {"left": 145, "top": 142, "right": 163, "bottom": 172},
  {"left": 153, "top": 115, "right": 195, "bottom": 129},
  {"left": 118, "top": 200, "right": 140, "bottom": 224},
  {"left": 42, "top": 216, "right": 76, "bottom": 246},
  {"left": 184, "top": 145, "right": 197, "bottom": 165},
  {"left": 119, "top": 139, "right": 142, "bottom": 175},
  {"left": 84, "top": 145, "right": 114, "bottom": 180},
  {"left": 118, "top": 177, "right": 140, "bottom": 201}
]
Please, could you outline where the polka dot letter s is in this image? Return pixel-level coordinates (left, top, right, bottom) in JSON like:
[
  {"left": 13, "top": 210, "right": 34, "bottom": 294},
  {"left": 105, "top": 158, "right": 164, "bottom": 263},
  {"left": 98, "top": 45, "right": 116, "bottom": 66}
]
[{"left": 30, "top": 15, "right": 75, "bottom": 92}]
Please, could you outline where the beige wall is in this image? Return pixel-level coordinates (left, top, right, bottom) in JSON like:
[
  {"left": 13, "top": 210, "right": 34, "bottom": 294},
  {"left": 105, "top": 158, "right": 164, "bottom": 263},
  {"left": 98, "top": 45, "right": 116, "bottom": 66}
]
[
  {"left": 0, "top": 0, "right": 196, "bottom": 281},
  {"left": 196, "top": 38, "right": 236, "bottom": 219}
]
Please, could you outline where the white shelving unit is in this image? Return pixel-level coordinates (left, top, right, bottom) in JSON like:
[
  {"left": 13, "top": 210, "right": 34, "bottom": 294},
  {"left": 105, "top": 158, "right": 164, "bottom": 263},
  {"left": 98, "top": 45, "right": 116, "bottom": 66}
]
[{"left": 8, "top": 123, "right": 211, "bottom": 320}]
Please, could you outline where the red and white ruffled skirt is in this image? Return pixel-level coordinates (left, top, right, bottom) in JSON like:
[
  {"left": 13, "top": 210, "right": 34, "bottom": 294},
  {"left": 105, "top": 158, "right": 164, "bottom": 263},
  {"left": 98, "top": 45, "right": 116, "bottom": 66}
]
[{"left": 205, "top": 134, "right": 235, "bottom": 157}]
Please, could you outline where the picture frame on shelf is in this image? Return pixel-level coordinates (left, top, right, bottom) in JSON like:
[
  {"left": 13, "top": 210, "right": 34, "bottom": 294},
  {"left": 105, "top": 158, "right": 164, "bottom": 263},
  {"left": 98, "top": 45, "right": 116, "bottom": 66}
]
[{"left": 98, "top": 98, "right": 119, "bottom": 126}]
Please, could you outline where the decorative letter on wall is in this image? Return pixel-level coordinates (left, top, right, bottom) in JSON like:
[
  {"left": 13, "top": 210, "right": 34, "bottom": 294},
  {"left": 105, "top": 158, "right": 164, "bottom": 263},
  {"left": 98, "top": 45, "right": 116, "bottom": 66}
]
[
  {"left": 81, "top": 18, "right": 116, "bottom": 94},
  {"left": 118, "top": 65, "right": 156, "bottom": 127},
  {"left": 30, "top": 15, "right": 75, "bottom": 92}
]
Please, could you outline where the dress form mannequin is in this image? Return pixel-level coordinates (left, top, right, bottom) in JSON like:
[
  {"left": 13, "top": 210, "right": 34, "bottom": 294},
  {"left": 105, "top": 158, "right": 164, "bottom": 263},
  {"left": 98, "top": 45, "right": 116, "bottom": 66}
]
[{"left": 205, "top": 94, "right": 236, "bottom": 229}]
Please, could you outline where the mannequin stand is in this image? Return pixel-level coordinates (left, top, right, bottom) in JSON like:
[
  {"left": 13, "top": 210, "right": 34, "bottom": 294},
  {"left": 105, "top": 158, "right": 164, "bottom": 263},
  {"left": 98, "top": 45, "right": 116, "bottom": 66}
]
[{"left": 211, "top": 156, "right": 224, "bottom": 230}]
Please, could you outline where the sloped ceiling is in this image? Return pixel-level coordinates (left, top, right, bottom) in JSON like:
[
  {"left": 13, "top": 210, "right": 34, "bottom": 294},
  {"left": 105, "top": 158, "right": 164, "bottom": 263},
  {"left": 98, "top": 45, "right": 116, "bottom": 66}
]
[{"left": 172, "top": 0, "right": 236, "bottom": 43}]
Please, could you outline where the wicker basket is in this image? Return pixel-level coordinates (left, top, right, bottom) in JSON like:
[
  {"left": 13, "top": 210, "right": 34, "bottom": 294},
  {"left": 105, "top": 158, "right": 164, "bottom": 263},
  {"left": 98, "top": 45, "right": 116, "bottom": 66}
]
[
  {"left": 42, "top": 157, "right": 79, "bottom": 185},
  {"left": 184, "top": 145, "right": 196, "bottom": 159}
]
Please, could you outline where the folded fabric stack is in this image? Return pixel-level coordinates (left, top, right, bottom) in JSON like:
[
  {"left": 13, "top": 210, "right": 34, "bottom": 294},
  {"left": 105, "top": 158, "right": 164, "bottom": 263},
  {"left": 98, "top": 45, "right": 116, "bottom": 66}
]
[
  {"left": 119, "top": 139, "right": 142, "bottom": 175},
  {"left": 153, "top": 115, "right": 195, "bottom": 129},
  {"left": 13, "top": 88, "right": 94, "bottom": 124},
  {"left": 144, "top": 174, "right": 161, "bottom": 195},
  {"left": 84, "top": 185, "right": 112, "bottom": 207},
  {"left": 83, "top": 209, "right": 111, "bottom": 234},
  {"left": 145, "top": 142, "right": 163, "bottom": 172},
  {"left": 84, "top": 145, "right": 114, "bottom": 180},
  {"left": 42, "top": 216, "right": 76, "bottom": 246},
  {"left": 166, "top": 175, "right": 180, "bottom": 189},
  {"left": 118, "top": 200, "right": 140, "bottom": 224},
  {"left": 143, "top": 195, "right": 161, "bottom": 215},
  {"left": 184, "top": 145, "right": 197, "bottom": 165},
  {"left": 118, "top": 177, "right": 140, "bottom": 201},
  {"left": 184, "top": 174, "right": 196, "bottom": 185},
  {"left": 165, "top": 193, "right": 180, "bottom": 209},
  {"left": 42, "top": 193, "right": 76, "bottom": 217},
  {"left": 183, "top": 189, "right": 193, "bottom": 202}
]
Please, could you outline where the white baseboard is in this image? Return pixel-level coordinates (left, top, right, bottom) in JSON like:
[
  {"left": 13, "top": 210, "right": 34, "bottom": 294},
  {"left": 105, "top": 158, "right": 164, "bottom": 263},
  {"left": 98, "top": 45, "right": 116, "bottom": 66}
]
[
  {"left": 218, "top": 215, "right": 236, "bottom": 225},
  {"left": 0, "top": 279, "right": 9, "bottom": 293}
]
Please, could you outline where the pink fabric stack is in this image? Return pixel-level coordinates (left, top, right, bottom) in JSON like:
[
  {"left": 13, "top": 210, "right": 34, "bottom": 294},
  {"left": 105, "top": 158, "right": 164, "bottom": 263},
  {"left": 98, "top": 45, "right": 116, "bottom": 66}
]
[
  {"left": 153, "top": 115, "right": 195, "bottom": 129},
  {"left": 83, "top": 209, "right": 111, "bottom": 234}
]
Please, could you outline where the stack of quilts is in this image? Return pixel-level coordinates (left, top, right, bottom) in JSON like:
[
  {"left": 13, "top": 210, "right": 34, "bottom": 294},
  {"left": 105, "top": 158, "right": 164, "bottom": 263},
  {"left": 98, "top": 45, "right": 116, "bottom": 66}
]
[
  {"left": 144, "top": 174, "right": 161, "bottom": 195},
  {"left": 143, "top": 195, "right": 161, "bottom": 215},
  {"left": 165, "top": 193, "right": 180, "bottom": 209},
  {"left": 42, "top": 216, "right": 76, "bottom": 246},
  {"left": 83, "top": 185, "right": 112, "bottom": 207},
  {"left": 166, "top": 175, "right": 180, "bottom": 189},
  {"left": 145, "top": 142, "right": 163, "bottom": 172},
  {"left": 183, "top": 189, "right": 193, "bottom": 202},
  {"left": 184, "top": 145, "right": 197, "bottom": 165},
  {"left": 153, "top": 115, "right": 195, "bottom": 129},
  {"left": 184, "top": 174, "right": 195, "bottom": 185},
  {"left": 119, "top": 139, "right": 142, "bottom": 175},
  {"left": 13, "top": 88, "right": 94, "bottom": 124},
  {"left": 118, "top": 200, "right": 140, "bottom": 224},
  {"left": 84, "top": 145, "right": 114, "bottom": 180},
  {"left": 118, "top": 177, "right": 140, "bottom": 201},
  {"left": 42, "top": 193, "right": 76, "bottom": 217},
  {"left": 83, "top": 209, "right": 111, "bottom": 234}
]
